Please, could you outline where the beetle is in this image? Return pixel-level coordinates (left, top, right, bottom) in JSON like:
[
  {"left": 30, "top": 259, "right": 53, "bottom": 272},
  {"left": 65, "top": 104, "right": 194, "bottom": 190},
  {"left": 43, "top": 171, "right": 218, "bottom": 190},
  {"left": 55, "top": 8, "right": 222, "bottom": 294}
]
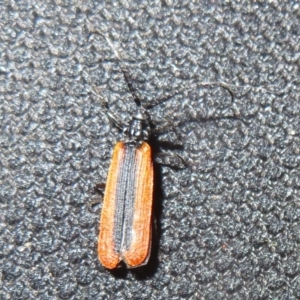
[
  {"left": 95, "top": 70, "right": 187, "bottom": 269},
  {"left": 91, "top": 33, "right": 235, "bottom": 269}
]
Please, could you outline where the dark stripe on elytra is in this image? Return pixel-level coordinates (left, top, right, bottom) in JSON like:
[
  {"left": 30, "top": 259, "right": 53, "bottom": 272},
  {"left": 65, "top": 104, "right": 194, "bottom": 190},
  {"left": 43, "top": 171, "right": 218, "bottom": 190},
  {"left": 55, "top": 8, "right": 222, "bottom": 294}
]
[{"left": 113, "top": 144, "right": 136, "bottom": 253}]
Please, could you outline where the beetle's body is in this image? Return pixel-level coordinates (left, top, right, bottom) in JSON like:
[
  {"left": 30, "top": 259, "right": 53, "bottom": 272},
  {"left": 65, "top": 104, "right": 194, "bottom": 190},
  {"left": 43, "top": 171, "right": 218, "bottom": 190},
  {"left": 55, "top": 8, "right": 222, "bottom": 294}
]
[
  {"left": 98, "top": 107, "right": 155, "bottom": 269},
  {"left": 98, "top": 141, "right": 153, "bottom": 269}
]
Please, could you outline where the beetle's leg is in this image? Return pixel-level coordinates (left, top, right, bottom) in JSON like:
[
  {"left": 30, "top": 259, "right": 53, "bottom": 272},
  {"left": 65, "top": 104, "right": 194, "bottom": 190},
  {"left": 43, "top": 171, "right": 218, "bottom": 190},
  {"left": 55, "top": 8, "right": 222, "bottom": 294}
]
[
  {"left": 88, "top": 183, "right": 106, "bottom": 212},
  {"left": 92, "top": 87, "right": 128, "bottom": 130},
  {"left": 154, "top": 153, "right": 186, "bottom": 170},
  {"left": 94, "top": 183, "right": 106, "bottom": 196},
  {"left": 150, "top": 113, "right": 182, "bottom": 135},
  {"left": 151, "top": 119, "right": 176, "bottom": 134},
  {"left": 105, "top": 111, "right": 127, "bottom": 131}
]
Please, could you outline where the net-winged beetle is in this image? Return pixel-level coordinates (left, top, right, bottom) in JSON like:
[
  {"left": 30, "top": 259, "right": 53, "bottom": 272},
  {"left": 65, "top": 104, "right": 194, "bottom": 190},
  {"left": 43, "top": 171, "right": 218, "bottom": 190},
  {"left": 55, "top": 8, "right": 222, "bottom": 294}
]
[{"left": 91, "top": 33, "right": 234, "bottom": 269}]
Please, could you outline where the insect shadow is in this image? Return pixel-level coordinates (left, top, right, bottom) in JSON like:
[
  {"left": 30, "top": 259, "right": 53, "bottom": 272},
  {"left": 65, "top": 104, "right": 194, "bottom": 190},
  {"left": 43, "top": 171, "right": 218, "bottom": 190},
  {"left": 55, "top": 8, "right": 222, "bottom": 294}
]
[{"left": 91, "top": 32, "right": 238, "bottom": 279}]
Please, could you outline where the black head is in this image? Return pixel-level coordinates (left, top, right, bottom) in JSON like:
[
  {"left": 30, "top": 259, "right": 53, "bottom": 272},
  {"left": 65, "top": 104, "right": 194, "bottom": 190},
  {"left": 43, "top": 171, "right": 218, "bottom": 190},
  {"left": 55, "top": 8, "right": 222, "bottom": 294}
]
[{"left": 126, "top": 106, "right": 150, "bottom": 145}]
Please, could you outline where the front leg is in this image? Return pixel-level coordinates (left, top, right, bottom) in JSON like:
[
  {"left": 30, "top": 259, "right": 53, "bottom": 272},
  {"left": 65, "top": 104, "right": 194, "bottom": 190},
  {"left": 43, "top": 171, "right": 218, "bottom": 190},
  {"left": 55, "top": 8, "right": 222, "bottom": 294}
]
[
  {"left": 151, "top": 117, "right": 179, "bottom": 135},
  {"left": 92, "top": 86, "right": 129, "bottom": 131}
]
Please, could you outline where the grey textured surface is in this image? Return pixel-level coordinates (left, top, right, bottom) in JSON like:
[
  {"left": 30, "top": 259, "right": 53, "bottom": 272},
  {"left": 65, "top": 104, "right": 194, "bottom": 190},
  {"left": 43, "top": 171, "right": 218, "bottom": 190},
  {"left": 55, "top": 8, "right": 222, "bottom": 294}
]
[{"left": 1, "top": 1, "right": 300, "bottom": 299}]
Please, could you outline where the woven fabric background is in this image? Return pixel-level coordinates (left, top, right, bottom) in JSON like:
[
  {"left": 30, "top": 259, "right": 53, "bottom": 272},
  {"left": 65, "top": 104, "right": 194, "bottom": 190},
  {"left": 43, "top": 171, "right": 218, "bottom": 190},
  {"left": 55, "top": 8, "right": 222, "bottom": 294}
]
[{"left": 1, "top": 1, "right": 300, "bottom": 299}]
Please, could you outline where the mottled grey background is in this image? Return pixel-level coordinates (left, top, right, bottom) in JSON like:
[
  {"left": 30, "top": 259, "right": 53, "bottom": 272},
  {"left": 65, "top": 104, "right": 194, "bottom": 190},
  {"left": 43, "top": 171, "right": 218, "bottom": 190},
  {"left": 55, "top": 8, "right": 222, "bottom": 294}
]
[{"left": 1, "top": 1, "right": 300, "bottom": 299}]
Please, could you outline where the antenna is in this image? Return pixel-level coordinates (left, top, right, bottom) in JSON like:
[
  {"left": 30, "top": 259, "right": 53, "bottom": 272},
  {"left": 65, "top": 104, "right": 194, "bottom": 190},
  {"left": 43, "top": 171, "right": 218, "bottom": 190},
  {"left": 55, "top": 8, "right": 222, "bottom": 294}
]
[{"left": 90, "top": 30, "right": 235, "bottom": 109}]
